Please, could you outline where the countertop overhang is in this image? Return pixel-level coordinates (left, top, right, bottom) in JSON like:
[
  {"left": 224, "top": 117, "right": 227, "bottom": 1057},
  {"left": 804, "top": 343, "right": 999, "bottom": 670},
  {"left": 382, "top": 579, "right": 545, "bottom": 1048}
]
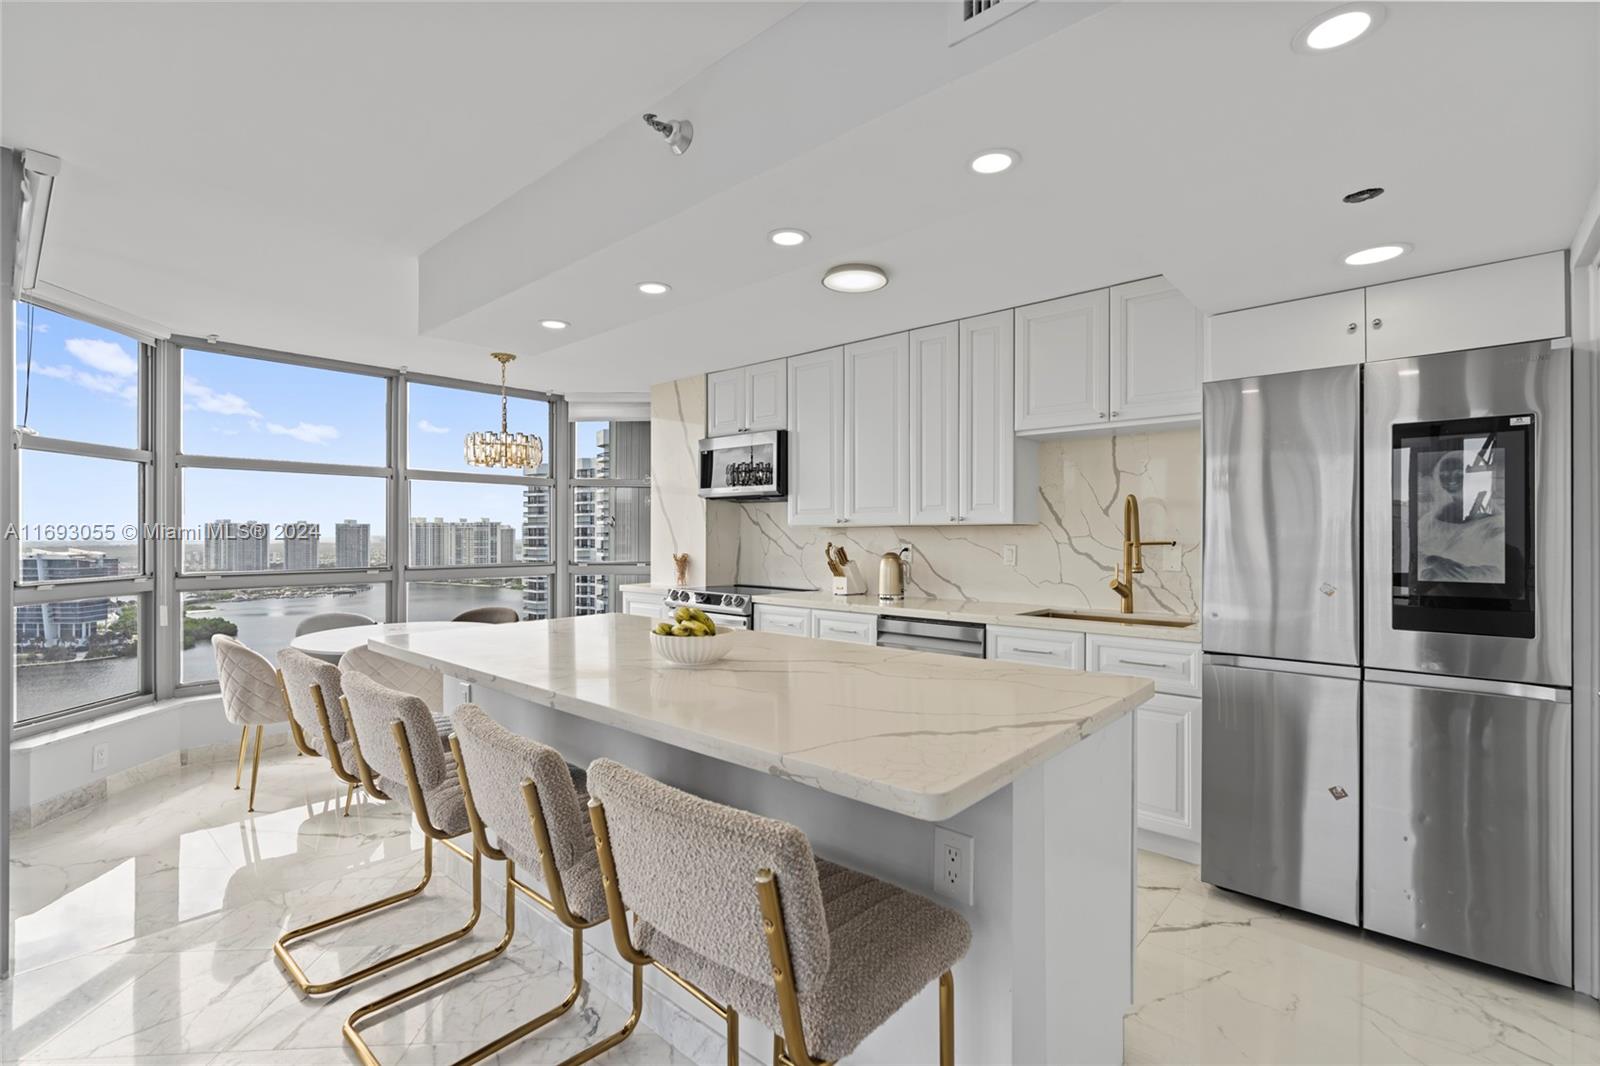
[{"left": 370, "top": 613, "right": 1153, "bottom": 820}]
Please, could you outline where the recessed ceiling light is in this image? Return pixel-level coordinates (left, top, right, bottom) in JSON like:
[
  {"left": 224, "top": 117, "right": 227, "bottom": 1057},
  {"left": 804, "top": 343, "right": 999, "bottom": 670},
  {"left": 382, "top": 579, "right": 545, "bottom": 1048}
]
[
  {"left": 1344, "top": 243, "right": 1410, "bottom": 266},
  {"left": 821, "top": 263, "right": 888, "bottom": 293},
  {"left": 1294, "top": 4, "right": 1384, "bottom": 53},
  {"left": 637, "top": 282, "right": 671, "bottom": 295},
  {"left": 769, "top": 228, "right": 809, "bottom": 247},
  {"left": 969, "top": 149, "right": 1018, "bottom": 175},
  {"left": 540, "top": 319, "right": 569, "bottom": 330}
]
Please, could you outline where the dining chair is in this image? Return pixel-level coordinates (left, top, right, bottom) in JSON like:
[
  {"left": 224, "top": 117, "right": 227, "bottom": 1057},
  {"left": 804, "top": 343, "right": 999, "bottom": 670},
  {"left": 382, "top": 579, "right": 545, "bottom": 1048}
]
[
  {"left": 343, "top": 705, "right": 637, "bottom": 1066},
  {"left": 294, "top": 611, "right": 377, "bottom": 637},
  {"left": 212, "top": 635, "right": 292, "bottom": 813},
  {"left": 451, "top": 606, "right": 520, "bottom": 624},
  {"left": 273, "top": 668, "right": 486, "bottom": 996},
  {"left": 339, "top": 643, "right": 445, "bottom": 717},
  {"left": 276, "top": 647, "right": 363, "bottom": 814},
  {"left": 587, "top": 759, "right": 971, "bottom": 1066}
]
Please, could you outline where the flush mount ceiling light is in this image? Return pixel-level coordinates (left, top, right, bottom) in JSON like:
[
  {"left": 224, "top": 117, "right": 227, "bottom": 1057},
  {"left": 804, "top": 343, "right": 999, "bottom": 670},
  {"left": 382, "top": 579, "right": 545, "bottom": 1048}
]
[
  {"left": 1293, "top": 3, "right": 1384, "bottom": 53},
  {"left": 969, "top": 149, "right": 1018, "bottom": 175},
  {"left": 1344, "top": 243, "right": 1410, "bottom": 266},
  {"left": 821, "top": 263, "right": 888, "bottom": 293},
  {"left": 464, "top": 352, "right": 544, "bottom": 473},
  {"left": 539, "top": 319, "right": 569, "bottom": 330},
  {"left": 769, "top": 228, "right": 809, "bottom": 247},
  {"left": 637, "top": 282, "right": 671, "bottom": 295}
]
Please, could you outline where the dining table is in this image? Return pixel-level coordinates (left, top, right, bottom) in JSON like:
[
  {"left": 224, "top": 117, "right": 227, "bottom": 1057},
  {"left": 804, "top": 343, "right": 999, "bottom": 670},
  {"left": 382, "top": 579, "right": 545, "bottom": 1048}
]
[{"left": 287, "top": 620, "right": 484, "bottom": 663}]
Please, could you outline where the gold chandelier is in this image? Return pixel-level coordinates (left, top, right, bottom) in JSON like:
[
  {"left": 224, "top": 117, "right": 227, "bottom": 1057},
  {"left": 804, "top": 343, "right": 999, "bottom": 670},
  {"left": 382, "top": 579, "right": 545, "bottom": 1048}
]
[{"left": 464, "top": 352, "right": 544, "bottom": 473}]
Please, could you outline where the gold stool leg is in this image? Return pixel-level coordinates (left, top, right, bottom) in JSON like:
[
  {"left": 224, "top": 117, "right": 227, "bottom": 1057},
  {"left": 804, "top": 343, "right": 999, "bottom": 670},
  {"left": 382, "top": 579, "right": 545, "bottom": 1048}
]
[
  {"left": 939, "top": 970, "right": 954, "bottom": 1066},
  {"left": 344, "top": 782, "right": 355, "bottom": 816},
  {"left": 562, "top": 961, "right": 644, "bottom": 1066},
  {"left": 233, "top": 725, "right": 250, "bottom": 789},
  {"left": 726, "top": 1008, "right": 740, "bottom": 1066},
  {"left": 246, "top": 725, "right": 264, "bottom": 812}
]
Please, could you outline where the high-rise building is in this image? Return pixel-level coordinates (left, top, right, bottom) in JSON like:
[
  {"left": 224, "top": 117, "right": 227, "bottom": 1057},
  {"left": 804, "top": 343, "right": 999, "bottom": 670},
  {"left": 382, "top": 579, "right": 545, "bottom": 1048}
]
[
  {"left": 409, "top": 517, "right": 455, "bottom": 567},
  {"left": 204, "top": 520, "right": 270, "bottom": 572},
  {"left": 522, "top": 487, "right": 551, "bottom": 620},
  {"left": 409, "top": 517, "right": 518, "bottom": 567},
  {"left": 281, "top": 522, "right": 321, "bottom": 570},
  {"left": 335, "top": 519, "right": 370, "bottom": 568},
  {"left": 17, "top": 549, "right": 121, "bottom": 643}
]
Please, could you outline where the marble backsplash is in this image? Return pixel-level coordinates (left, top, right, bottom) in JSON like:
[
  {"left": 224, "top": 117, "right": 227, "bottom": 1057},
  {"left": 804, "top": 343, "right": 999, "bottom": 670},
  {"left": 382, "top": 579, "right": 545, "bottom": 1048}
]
[{"left": 728, "top": 427, "right": 1203, "bottom": 615}]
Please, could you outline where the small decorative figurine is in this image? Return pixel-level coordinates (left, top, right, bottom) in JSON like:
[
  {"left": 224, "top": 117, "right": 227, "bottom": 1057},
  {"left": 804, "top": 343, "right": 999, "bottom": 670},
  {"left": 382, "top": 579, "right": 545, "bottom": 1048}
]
[{"left": 673, "top": 552, "right": 690, "bottom": 586}]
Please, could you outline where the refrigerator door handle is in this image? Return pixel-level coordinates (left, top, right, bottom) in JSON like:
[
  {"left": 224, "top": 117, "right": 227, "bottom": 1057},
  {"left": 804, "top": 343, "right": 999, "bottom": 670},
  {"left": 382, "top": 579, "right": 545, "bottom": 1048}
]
[
  {"left": 1364, "top": 669, "right": 1571, "bottom": 704},
  {"left": 1204, "top": 653, "right": 1362, "bottom": 681}
]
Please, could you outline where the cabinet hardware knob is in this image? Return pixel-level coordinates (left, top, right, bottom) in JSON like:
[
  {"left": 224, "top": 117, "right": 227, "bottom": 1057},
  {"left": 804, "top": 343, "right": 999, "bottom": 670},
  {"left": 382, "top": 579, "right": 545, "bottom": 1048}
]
[
  {"left": 1346, "top": 322, "right": 1358, "bottom": 334},
  {"left": 1111, "top": 411, "right": 1119, "bottom": 418},
  {"left": 949, "top": 515, "right": 957, "bottom": 523},
  {"left": 1371, "top": 317, "right": 1383, "bottom": 330},
  {"left": 1098, "top": 412, "right": 1107, "bottom": 420}
]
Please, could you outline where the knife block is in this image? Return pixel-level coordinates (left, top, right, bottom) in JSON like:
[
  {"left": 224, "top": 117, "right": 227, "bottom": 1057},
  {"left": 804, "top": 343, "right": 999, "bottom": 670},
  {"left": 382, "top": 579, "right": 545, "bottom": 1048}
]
[{"left": 831, "top": 565, "right": 865, "bottom": 596}]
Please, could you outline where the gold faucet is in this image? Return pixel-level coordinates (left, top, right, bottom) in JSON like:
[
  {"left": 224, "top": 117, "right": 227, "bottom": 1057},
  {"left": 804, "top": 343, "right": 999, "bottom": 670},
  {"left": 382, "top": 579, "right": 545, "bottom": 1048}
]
[{"left": 1109, "top": 493, "right": 1176, "bottom": 614}]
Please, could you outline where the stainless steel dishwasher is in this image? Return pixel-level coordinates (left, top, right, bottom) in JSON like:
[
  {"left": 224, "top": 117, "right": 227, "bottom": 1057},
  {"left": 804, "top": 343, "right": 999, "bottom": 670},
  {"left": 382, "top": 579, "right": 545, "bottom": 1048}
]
[{"left": 876, "top": 616, "right": 986, "bottom": 657}]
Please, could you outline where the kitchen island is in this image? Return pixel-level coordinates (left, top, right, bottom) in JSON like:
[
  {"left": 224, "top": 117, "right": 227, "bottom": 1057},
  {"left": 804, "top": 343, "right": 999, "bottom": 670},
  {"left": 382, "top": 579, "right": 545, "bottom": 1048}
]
[{"left": 370, "top": 613, "right": 1153, "bottom": 1064}]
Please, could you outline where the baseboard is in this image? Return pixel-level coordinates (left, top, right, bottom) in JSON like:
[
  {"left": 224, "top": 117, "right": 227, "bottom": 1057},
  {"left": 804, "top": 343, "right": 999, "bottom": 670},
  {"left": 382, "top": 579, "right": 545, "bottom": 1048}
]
[{"left": 1138, "top": 828, "right": 1200, "bottom": 865}]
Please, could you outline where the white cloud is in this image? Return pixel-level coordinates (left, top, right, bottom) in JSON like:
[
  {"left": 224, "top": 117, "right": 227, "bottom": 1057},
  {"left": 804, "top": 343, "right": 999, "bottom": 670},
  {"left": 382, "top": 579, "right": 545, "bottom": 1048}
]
[
  {"left": 415, "top": 419, "right": 450, "bottom": 434},
  {"left": 182, "top": 376, "right": 260, "bottom": 418},
  {"left": 65, "top": 338, "right": 137, "bottom": 378},
  {"left": 34, "top": 322, "right": 48, "bottom": 333},
  {"left": 34, "top": 363, "right": 138, "bottom": 404},
  {"left": 266, "top": 421, "right": 339, "bottom": 445}
]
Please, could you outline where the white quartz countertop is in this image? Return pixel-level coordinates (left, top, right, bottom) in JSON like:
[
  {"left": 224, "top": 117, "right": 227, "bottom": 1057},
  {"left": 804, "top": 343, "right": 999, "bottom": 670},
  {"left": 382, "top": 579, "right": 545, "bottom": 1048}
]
[
  {"left": 749, "top": 590, "right": 1202, "bottom": 643},
  {"left": 370, "top": 613, "right": 1153, "bottom": 821}
]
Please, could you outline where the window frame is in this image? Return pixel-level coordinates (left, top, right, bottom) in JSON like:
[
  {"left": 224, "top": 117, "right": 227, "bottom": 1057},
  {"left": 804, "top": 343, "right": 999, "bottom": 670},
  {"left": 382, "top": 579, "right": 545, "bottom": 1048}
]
[{"left": 566, "top": 416, "right": 651, "bottom": 614}]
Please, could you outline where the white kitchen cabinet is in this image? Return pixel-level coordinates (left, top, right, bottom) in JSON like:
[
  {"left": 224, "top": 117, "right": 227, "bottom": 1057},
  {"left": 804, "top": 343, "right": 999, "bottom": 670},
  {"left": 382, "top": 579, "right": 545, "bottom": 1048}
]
[
  {"left": 810, "top": 608, "right": 876, "bottom": 645},
  {"left": 1015, "top": 289, "right": 1109, "bottom": 432},
  {"left": 754, "top": 604, "right": 811, "bottom": 636},
  {"left": 708, "top": 359, "right": 788, "bottom": 435},
  {"left": 786, "top": 347, "right": 845, "bottom": 526},
  {"left": 1085, "top": 633, "right": 1201, "bottom": 697},
  {"left": 1205, "top": 289, "right": 1366, "bottom": 382},
  {"left": 1109, "top": 277, "right": 1204, "bottom": 424},
  {"left": 842, "top": 333, "right": 910, "bottom": 525},
  {"left": 620, "top": 586, "right": 667, "bottom": 618},
  {"left": 1134, "top": 692, "right": 1201, "bottom": 844},
  {"left": 985, "top": 625, "right": 1085, "bottom": 669},
  {"left": 1364, "top": 250, "right": 1568, "bottom": 362},
  {"left": 908, "top": 322, "right": 960, "bottom": 525}
]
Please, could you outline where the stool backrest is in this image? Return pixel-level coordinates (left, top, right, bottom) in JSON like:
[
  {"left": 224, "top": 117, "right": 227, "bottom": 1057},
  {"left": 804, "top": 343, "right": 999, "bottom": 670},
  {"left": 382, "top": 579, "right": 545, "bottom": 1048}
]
[
  {"left": 452, "top": 606, "right": 520, "bottom": 624},
  {"left": 276, "top": 647, "right": 346, "bottom": 744},
  {"left": 294, "top": 611, "right": 375, "bottom": 637},
  {"left": 212, "top": 634, "right": 282, "bottom": 726},
  {"left": 452, "top": 705, "right": 589, "bottom": 870},
  {"left": 341, "top": 667, "right": 450, "bottom": 793},
  {"left": 339, "top": 644, "right": 443, "bottom": 714},
  {"left": 587, "top": 758, "right": 830, "bottom": 994}
]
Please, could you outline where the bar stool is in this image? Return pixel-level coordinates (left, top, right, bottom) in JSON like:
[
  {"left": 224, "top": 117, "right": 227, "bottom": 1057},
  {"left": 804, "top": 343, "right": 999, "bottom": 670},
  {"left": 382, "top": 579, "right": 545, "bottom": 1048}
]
[
  {"left": 277, "top": 647, "right": 363, "bottom": 814},
  {"left": 294, "top": 611, "right": 376, "bottom": 637},
  {"left": 343, "top": 705, "right": 640, "bottom": 1066},
  {"left": 587, "top": 759, "right": 971, "bottom": 1066},
  {"left": 451, "top": 606, "right": 520, "bottom": 624},
  {"left": 212, "top": 635, "right": 292, "bottom": 812},
  {"left": 272, "top": 669, "right": 492, "bottom": 996},
  {"left": 340, "top": 643, "right": 446, "bottom": 717}
]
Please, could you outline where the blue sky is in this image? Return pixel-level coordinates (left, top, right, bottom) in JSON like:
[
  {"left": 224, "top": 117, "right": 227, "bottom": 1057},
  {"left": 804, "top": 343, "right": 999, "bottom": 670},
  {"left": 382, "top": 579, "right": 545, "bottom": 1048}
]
[{"left": 14, "top": 303, "right": 607, "bottom": 541}]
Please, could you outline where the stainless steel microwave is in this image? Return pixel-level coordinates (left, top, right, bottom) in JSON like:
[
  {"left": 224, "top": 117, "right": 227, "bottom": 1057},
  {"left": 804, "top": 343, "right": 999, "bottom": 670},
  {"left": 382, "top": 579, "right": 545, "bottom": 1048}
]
[{"left": 698, "top": 430, "right": 786, "bottom": 501}]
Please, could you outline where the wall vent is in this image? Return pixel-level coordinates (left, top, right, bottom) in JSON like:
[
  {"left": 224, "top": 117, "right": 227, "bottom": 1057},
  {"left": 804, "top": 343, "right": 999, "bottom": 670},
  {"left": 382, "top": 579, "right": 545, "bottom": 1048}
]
[{"left": 949, "top": 0, "right": 1035, "bottom": 45}]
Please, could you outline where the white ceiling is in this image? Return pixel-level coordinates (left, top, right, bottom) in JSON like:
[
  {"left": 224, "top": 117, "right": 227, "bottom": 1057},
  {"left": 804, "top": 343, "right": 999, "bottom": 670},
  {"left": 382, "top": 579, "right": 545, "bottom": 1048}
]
[{"left": 5, "top": 2, "right": 1597, "bottom": 394}]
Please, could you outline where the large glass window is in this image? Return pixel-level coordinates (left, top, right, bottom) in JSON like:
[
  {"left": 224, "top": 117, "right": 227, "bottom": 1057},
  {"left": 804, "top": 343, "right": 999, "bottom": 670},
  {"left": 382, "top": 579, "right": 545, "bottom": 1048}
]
[
  {"left": 18, "top": 452, "right": 143, "bottom": 579},
  {"left": 13, "top": 303, "right": 142, "bottom": 448},
  {"left": 408, "top": 382, "right": 550, "bottom": 476},
  {"left": 181, "top": 469, "right": 387, "bottom": 573},
  {"left": 569, "top": 418, "right": 650, "bottom": 614},
  {"left": 179, "top": 584, "right": 387, "bottom": 684},
  {"left": 15, "top": 596, "right": 144, "bottom": 723},
  {"left": 405, "top": 577, "right": 549, "bottom": 622},
  {"left": 407, "top": 481, "right": 536, "bottom": 566}
]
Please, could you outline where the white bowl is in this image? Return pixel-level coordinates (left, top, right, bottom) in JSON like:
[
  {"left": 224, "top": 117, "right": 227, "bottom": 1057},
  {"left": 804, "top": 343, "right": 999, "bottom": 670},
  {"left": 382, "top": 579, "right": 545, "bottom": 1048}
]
[{"left": 650, "top": 630, "right": 736, "bottom": 666}]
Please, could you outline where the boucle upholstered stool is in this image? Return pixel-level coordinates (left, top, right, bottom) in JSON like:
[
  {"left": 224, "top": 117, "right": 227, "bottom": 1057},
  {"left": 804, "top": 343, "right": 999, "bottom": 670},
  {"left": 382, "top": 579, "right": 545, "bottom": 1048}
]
[
  {"left": 272, "top": 669, "right": 489, "bottom": 997},
  {"left": 343, "top": 704, "right": 631, "bottom": 1066},
  {"left": 211, "top": 635, "right": 292, "bottom": 813},
  {"left": 586, "top": 758, "right": 972, "bottom": 1066},
  {"left": 276, "top": 647, "right": 363, "bottom": 814}
]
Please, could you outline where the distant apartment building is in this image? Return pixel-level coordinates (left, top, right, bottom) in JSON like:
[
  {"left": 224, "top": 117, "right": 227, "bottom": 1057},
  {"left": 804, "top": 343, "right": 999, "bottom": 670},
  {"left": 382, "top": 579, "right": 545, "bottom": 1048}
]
[
  {"left": 521, "top": 487, "right": 551, "bottom": 620},
  {"left": 204, "top": 520, "right": 270, "bottom": 572},
  {"left": 408, "top": 517, "right": 518, "bottom": 567},
  {"left": 335, "top": 519, "right": 370, "bottom": 568},
  {"left": 17, "top": 549, "right": 121, "bottom": 642},
  {"left": 570, "top": 423, "right": 650, "bottom": 616},
  {"left": 281, "top": 522, "right": 321, "bottom": 570}
]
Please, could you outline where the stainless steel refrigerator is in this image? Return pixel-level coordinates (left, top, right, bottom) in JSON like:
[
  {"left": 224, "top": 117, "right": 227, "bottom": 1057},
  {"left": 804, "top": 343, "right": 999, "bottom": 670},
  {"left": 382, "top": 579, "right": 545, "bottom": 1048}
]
[{"left": 1201, "top": 341, "right": 1574, "bottom": 985}]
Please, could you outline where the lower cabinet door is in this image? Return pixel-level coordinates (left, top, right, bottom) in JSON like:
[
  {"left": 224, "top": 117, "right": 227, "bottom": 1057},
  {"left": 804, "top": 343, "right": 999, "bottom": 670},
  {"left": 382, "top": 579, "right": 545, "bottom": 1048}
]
[
  {"left": 753, "top": 605, "right": 811, "bottom": 636},
  {"left": 810, "top": 609, "right": 876, "bottom": 644},
  {"left": 1135, "top": 694, "right": 1200, "bottom": 843}
]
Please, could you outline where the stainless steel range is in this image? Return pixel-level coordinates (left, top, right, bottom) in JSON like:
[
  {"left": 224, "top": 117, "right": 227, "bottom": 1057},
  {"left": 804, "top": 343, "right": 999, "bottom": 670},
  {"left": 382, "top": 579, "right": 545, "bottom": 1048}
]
[
  {"left": 1201, "top": 338, "right": 1575, "bottom": 985},
  {"left": 662, "top": 584, "right": 812, "bottom": 629}
]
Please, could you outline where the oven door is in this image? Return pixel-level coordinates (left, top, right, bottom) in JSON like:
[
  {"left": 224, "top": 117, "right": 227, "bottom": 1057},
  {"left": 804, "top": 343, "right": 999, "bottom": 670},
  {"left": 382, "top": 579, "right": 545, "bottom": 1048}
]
[{"left": 1363, "top": 342, "right": 1571, "bottom": 686}]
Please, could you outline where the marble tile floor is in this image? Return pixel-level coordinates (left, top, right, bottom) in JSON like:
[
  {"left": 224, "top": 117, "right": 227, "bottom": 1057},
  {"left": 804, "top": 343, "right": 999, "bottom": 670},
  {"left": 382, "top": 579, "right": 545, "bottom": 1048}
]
[{"left": 5, "top": 746, "right": 1599, "bottom": 1065}]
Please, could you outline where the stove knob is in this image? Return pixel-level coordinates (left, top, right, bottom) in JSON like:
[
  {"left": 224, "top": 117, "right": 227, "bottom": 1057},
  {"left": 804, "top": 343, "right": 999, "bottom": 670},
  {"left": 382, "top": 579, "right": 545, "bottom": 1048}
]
[{"left": 731, "top": 595, "right": 746, "bottom": 609}]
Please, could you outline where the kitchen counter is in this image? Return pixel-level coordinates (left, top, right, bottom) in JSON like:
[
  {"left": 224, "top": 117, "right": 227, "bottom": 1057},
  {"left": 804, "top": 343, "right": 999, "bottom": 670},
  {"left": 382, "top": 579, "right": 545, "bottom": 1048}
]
[
  {"left": 371, "top": 612, "right": 1151, "bottom": 821},
  {"left": 750, "top": 588, "right": 1202, "bottom": 642}
]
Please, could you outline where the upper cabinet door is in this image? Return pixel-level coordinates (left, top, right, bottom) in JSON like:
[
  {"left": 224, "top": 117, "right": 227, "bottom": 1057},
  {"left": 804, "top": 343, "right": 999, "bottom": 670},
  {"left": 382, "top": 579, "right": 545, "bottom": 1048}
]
[
  {"left": 1014, "top": 289, "right": 1110, "bottom": 432},
  {"left": 1205, "top": 290, "right": 1365, "bottom": 381},
  {"left": 843, "top": 333, "right": 910, "bottom": 525},
  {"left": 960, "top": 309, "right": 1016, "bottom": 524},
  {"left": 1364, "top": 251, "right": 1568, "bottom": 362},
  {"left": 1110, "top": 277, "right": 1203, "bottom": 423},
  {"left": 706, "top": 368, "right": 745, "bottom": 436},
  {"left": 786, "top": 348, "right": 845, "bottom": 526},
  {"left": 744, "top": 358, "right": 788, "bottom": 431},
  {"left": 908, "top": 322, "right": 960, "bottom": 525}
]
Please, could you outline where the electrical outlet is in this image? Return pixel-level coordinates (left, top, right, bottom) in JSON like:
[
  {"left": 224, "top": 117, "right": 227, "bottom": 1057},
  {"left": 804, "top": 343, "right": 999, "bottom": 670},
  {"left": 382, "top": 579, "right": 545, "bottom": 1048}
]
[
  {"left": 91, "top": 743, "right": 109, "bottom": 772},
  {"left": 933, "top": 826, "right": 974, "bottom": 906},
  {"left": 1002, "top": 544, "right": 1017, "bottom": 567}
]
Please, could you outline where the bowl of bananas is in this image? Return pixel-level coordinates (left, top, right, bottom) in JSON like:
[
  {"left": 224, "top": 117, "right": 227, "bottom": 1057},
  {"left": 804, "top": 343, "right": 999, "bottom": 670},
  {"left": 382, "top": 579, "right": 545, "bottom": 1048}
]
[{"left": 649, "top": 606, "right": 737, "bottom": 666}]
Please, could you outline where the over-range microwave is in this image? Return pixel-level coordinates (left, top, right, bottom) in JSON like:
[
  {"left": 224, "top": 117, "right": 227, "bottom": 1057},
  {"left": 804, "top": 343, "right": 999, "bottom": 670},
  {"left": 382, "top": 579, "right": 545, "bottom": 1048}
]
[{"left": 698, "top": 430, "right": 786, "bottom": 501}]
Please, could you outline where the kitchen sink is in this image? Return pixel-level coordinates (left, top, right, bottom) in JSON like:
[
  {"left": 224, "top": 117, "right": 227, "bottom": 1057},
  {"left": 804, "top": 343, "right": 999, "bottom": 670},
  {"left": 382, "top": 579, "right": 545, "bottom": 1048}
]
[{"left": 1017, "top": 608, "right": 1197, "bottom": 628}]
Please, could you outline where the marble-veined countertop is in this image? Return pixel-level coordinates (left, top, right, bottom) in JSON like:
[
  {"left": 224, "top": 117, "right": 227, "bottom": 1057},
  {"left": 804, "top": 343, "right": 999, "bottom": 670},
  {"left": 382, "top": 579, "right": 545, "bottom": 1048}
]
[
  {"left": 749, "top": 590, "right": 1202, "bottom": 643},
  {"left": 370, "top": 613, "right": 1153, "bottom": 821}
]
